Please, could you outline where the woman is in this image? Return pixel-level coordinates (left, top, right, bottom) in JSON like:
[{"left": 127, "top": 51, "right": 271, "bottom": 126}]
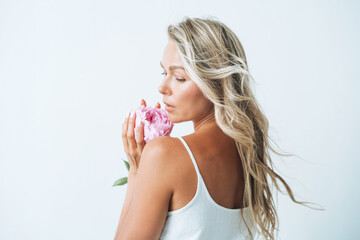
[{"left": 114, "top": 17, "right": 313, "bottom": 240}]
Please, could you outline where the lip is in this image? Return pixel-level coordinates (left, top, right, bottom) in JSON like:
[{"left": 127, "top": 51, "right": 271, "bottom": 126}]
[
  {"left": 163, "top": 101, "right": 174, "bottom": 107},
  {"left": 164, "top": 104, "right": 175, "bottom": 111},
  {"left": 163, "top": 101, "right": 175, "bottom": 111}
]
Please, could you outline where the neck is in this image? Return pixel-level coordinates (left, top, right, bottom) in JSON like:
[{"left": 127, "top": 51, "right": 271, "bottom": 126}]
[{"left": 193, "top": 106, "right": 216, "bottom": 132}]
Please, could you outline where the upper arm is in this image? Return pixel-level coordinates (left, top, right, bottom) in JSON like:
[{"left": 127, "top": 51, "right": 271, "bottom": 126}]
[{"left": 118, "top": 136, "right": 175, "bottom": 240}]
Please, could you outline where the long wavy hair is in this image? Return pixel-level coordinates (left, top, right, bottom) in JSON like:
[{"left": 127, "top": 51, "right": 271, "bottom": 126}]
[{"left": 167, "top": 16, "right": 324, "bottom": 240}]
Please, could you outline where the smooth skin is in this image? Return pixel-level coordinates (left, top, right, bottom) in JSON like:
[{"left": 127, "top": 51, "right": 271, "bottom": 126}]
[{"left": 114, "top": 40, "right": 230, "bottom": 240}]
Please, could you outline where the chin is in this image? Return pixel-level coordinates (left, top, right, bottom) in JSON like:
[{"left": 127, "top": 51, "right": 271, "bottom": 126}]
[
  {"left": 167, "top": 116, "right": 178, "bottom": 124},
  {"left": 168, "top": 116, "right": 175, "bottom": 123}
]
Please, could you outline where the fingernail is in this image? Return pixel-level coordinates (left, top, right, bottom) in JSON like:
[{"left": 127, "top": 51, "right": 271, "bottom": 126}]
[
  {"left": 130, "top": 110, "right": 135, "bottom": 118},
  {"left": 126, "top": 109, "right": 133, "bottom": 118}
]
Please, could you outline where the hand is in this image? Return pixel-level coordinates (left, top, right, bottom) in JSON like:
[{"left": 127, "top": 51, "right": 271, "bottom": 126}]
[
  {"left": 122, "top": 99, "right": 161, "bottom": 173},
  {"left": 141, "top": 99, "right": 161, "bottom": 108}
]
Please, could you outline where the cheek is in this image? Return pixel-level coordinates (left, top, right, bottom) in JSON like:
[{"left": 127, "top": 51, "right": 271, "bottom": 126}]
[
  {"left": 171, "top": 82, "right": 210, "bottom": 120},
  {"left": 178, "top": 86, "right": 201, "bottom": 105},
  {"left": 179, "top": 88, "right": 207, "bottom": 113}
]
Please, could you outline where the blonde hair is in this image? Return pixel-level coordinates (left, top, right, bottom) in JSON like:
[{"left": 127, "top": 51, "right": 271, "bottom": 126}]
[{"left": 167, "top": 16, "right": 324, "bottom": 240}]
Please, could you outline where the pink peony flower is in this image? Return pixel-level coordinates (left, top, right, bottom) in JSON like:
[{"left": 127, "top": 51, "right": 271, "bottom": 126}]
[{"left": 132, "top": 105, "right": 174, "bottom": 143}]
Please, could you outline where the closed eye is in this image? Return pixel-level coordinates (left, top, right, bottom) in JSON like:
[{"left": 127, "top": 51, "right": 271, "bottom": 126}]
[{"left": 161, "top": 72, "right": 185, "bottom": 82}]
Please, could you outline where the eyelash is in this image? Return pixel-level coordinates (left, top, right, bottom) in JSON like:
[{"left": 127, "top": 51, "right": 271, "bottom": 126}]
[{"left": 161, "top": 72, "right": 185, "bottom": 82}]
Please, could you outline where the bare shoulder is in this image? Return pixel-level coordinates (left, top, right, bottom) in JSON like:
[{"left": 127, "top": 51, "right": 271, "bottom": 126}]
[
  {"left": 143, "top": 136, "right": 180, "bottom": 157},
  {"left": 140, "top": 136, "right": 182, "bottom": 182}
]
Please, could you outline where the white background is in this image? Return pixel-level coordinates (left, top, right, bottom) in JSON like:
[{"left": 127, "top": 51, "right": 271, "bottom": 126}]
[{"left": 0, "top": 0, "right": 359, "bottom": 239}]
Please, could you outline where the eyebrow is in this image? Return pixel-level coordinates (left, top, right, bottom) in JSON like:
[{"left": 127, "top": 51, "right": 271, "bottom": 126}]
[{"left": 160, "top": 61, "right": 185, "bottom": 71}]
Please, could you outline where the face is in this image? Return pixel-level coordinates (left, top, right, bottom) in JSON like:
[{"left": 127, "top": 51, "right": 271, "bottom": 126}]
[{"left": 158, "top": 39, "right": 214, "bottom": 124}]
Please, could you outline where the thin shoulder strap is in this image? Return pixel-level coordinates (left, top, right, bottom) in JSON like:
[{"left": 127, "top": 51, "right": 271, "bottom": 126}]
[{"left": 177, "top": 136, "right": 203, "bottom": 182}]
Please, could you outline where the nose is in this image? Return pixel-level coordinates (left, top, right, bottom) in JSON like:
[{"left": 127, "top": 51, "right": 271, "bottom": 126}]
[{"left": 158, "top": 79, "right": 170, "bottom": 95}]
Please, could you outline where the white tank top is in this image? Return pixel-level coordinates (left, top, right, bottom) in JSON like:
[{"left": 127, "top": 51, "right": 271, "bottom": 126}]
[{"left": 159, "top": 136, "right": 257, "bottom": 240}]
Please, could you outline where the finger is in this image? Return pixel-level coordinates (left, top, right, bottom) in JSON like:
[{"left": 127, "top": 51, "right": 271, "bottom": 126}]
[
  {"left": 155, "top": 102, "right": 161, "bottom": 108},
  {"left": 127, "top": 110, "right": 137, "bottom": 154},
  {"left": 122, "top": 111, "right": 130, "bottom": 154},
  {"left": 135, "top": 121, "right": 145, "bottom": 150},
  {"left": 141, "top": 99, "right": 147, "bottom": 106}
]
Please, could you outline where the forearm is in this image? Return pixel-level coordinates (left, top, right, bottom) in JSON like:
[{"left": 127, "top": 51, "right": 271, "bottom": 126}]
[{"left": 114, "top": 171, "right": 137, "bottom": 240}]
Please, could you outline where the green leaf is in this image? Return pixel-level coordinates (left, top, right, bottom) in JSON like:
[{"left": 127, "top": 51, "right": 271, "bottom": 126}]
[
  {"left": 122, "top": 158, "right": 130, "bottom": 171},
  {"left": 112, "top": 177, "right": 128, "bottom": 186}
]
